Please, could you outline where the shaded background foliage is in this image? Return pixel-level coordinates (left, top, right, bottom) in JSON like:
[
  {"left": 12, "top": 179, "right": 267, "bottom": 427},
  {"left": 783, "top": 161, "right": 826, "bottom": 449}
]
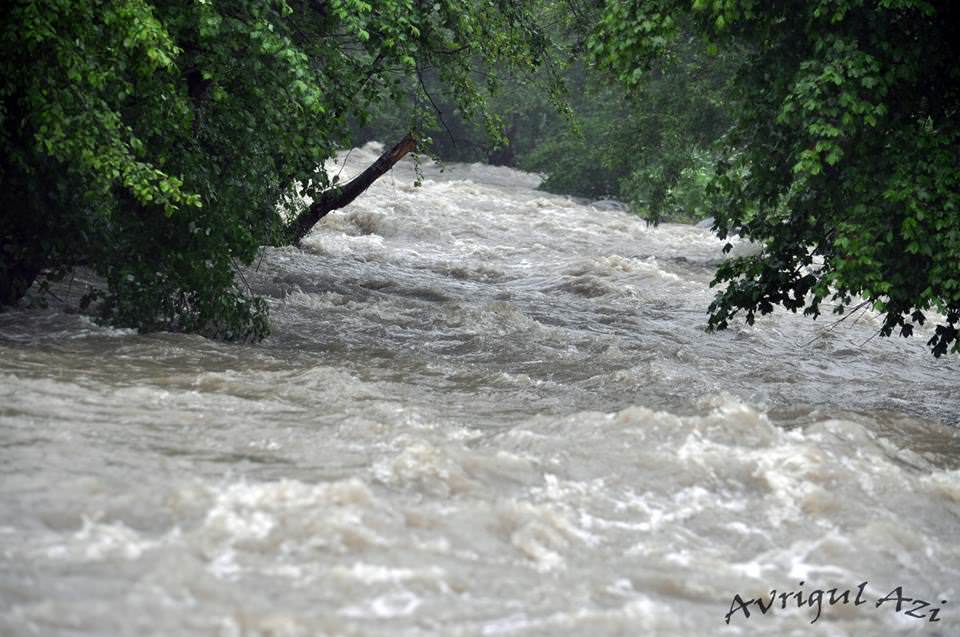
[{"left": 355, "top": 17, "right": 736, "bottom": 224}]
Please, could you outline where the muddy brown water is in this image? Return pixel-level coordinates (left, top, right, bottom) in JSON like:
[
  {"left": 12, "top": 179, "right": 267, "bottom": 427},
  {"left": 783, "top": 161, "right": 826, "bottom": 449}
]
[{"left": 2, "top": 144, "right": 959, "bottom": 636}]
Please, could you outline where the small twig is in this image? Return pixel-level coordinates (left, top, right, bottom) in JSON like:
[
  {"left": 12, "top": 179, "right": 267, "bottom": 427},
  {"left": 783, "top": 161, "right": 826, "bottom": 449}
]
[
  {"left": 427, "top": 44, "right": 470, "bottom": 56},
  {"left": 800, "top": 300, "right": 871, "bottom": 347},
  {"left": 43, "top": 287, "right": 66, "bottom": 304},
  {"left": 333, "top": 146, "right": 356, "bottom": 184},
  {"left": 859, "top": 329, "right": 882, "bottom": 347},
  {"left": 66, "top": 270, "right": 76, "bottom": 301},
  {"left": 849, "top": 303, "right": 872, "bottom": 328},
  {"left": 416, "top": 63, "right": 456, "bottom": 146},
  {"left": 232, "top": 257, "right": 252, "bottom": 296}
]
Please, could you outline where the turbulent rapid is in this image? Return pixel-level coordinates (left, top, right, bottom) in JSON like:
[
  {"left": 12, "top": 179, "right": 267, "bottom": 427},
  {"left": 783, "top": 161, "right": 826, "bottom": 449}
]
[{"left": 2, "top": 143, "right": 959, "bottom": 636}]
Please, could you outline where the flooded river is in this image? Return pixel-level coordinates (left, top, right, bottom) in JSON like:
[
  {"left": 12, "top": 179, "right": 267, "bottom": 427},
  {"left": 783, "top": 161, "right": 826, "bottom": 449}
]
[{"left": 2, "top": 143, "right": 959, "bottom": 636}]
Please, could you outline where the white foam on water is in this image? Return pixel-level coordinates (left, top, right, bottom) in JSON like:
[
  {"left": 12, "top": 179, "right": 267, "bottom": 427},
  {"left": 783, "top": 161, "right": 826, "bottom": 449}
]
[{"left": 2, "top": 147, "right": 959, "bottom": 636}]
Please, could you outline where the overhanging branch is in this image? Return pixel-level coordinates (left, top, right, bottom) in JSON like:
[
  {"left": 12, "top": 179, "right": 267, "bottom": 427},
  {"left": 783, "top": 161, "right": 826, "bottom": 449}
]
[{"left": 286, "top": 134, "right": 417, "bottom": 244}]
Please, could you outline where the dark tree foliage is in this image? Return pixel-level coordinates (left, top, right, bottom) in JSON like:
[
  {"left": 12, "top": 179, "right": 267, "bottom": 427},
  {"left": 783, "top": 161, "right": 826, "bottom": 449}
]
[
  {"left": 355, "top": 7, "right": 735, "bottom": 224},
  {"left": 591, "top": 0, "right": 960, "bottom": 356},
  {"left": 1, "top": 0, "right": 552, "bottom": 339},
  {"left": 523, "top": 36, "right": 735, "bottom": 223}
]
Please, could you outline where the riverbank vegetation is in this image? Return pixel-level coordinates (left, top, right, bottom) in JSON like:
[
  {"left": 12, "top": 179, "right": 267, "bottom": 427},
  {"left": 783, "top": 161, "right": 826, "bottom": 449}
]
[
  {"left": 2, "top": 1, "right": 958, "bottom": 355},
  {"left": 1, "top": 0, "right": 555, "bottom": 340}
]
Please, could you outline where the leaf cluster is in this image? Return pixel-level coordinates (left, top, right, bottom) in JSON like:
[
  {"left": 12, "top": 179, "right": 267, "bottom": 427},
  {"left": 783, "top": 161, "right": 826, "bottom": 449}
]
[
  {"left": 1, "top": 0, "right": 552, "bottom": 338},
  {"left": 591, "top": 0, "right": 960, "bottom": 356}
]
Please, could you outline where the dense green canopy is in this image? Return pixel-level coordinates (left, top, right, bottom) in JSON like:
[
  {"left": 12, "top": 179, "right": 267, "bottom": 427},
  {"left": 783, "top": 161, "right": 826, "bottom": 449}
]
[
  {"left": 1, "top": 0, "right": 551, "bottom": 339},
  {"left": 591, "top": 0, "right": 960, "bottom": 356}
]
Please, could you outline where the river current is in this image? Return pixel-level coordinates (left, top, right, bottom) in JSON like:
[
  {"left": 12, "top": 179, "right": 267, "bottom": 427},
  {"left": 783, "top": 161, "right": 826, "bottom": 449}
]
[{"left": 2, "top": 143, "right": 959, "bottom": 636}]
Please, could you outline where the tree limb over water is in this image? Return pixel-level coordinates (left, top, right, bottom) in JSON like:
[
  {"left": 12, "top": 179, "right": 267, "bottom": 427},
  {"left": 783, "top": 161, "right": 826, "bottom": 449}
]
[
  {"left": 286, "top": 135, "right": 417, "bottom": 245},
  {"left": 0, "top": 1, "right": 555, "bottom": 339}
]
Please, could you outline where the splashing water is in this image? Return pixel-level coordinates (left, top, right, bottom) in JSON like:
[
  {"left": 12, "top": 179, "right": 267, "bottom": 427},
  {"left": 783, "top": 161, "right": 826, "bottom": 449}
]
[{"left": 2, "top": 143, "right": 959, "bottom": 636}]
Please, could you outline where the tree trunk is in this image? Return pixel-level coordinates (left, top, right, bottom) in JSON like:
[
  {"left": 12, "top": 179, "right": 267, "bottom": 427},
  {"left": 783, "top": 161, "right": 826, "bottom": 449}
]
[{"left": 286, "top": 134, "right": 417, "bottom": 244}]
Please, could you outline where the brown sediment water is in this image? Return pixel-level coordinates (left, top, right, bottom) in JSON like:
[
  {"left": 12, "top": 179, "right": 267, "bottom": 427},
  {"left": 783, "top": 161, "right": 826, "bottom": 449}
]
[{"left": 1, "top": 143, "right": 958, "bottom": 636}]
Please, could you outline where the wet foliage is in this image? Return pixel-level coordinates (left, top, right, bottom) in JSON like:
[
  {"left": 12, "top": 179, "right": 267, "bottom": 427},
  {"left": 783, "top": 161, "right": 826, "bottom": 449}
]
[
  {"left": 590, "top": 0, "right": 960, "bottom": 356},
  {"left": 1, "top": 0, "right": 551, "bottom": 339}
]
